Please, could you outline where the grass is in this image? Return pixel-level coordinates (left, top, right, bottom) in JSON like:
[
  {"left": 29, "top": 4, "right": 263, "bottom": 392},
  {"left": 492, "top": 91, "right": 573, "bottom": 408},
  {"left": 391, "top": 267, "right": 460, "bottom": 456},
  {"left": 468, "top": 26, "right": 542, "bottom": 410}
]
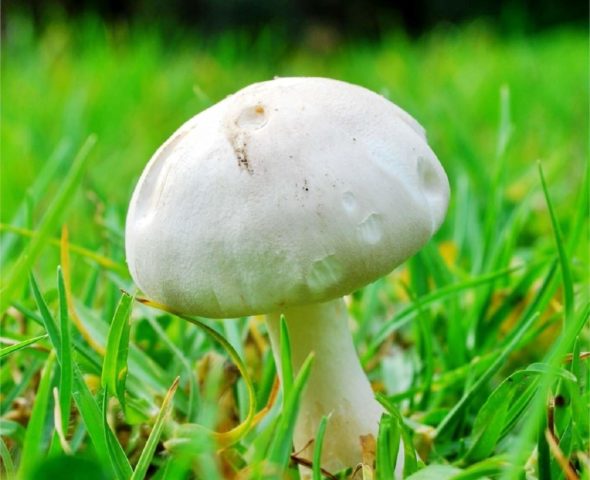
[{"left": 1, "top": 15, "right": 589, "bottom": 479}]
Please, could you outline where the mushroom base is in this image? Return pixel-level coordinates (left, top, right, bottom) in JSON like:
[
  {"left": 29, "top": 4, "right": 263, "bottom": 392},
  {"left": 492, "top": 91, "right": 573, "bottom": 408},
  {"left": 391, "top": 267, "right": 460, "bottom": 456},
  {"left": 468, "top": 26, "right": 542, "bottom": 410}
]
[{"left": 266, "top": 298, "right": 402, "bottom": 476}]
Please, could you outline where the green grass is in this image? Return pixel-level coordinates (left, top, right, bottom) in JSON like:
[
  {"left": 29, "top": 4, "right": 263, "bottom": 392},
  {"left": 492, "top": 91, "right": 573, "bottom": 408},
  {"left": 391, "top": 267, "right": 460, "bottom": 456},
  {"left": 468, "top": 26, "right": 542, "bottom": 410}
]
[{"left": 1, "top": 16, "right": 589, "bottom": 479}]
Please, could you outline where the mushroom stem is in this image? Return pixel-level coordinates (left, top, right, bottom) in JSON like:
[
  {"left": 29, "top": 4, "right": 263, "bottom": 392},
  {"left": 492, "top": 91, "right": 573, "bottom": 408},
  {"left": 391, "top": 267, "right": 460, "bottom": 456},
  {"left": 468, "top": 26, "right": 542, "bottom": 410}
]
[{"left": 266, "top": 298, "right": 385, "bottom": 473}]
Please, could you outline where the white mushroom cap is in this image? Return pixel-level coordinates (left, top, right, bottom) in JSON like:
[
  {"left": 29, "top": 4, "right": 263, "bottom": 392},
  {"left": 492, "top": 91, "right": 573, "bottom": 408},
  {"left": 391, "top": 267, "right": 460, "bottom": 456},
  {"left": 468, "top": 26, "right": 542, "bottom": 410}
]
[{"left": 125, "top": 77, "right": 449, "bottom": 318}]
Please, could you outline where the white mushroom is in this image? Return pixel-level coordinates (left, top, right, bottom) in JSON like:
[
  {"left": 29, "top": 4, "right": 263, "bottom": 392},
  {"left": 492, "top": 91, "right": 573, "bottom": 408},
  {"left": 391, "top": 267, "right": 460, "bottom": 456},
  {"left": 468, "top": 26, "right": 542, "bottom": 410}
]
[{"left": 125, "top": 77, "right": 450, "bottom": 474}]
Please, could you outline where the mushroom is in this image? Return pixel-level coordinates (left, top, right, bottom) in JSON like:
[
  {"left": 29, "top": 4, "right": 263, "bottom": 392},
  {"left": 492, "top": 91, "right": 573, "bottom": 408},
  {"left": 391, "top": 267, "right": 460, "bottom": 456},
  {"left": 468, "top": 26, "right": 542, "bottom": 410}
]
[{"left": 125, "top": 77, "right": 449, "bottom": 474}]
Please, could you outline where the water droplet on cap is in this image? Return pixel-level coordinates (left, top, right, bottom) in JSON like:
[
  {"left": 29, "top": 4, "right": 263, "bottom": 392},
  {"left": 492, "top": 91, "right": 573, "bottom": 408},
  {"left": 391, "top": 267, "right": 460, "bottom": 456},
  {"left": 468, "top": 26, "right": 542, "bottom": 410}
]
[
  {"left": 236, "top": 104, "right": 268, "bottom": 130},
  {"left": 417, "top": 156, "right": 440, "bottom": 196},
  {"left": 308, "top": 255, "right": 343, "bottom": 293},
  {"left": 357, "top": 213, "right": 383, "bottom": 245},
  {"left": 342, "top": 191, "right": 358, "bottom": 214}
]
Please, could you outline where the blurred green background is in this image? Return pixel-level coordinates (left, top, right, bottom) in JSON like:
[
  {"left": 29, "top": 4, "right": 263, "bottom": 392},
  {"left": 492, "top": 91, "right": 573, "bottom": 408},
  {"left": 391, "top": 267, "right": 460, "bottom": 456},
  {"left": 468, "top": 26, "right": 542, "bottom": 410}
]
[{"left": 1, "top": 2, "right": 587, "bottom": 273}]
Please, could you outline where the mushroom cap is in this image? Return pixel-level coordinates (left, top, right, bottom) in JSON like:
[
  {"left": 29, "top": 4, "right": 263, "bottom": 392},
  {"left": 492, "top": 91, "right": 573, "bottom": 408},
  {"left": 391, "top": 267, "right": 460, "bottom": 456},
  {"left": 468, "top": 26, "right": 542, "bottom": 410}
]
[{"left": 125, "top": 77, "right": 450, "bottom": 318}]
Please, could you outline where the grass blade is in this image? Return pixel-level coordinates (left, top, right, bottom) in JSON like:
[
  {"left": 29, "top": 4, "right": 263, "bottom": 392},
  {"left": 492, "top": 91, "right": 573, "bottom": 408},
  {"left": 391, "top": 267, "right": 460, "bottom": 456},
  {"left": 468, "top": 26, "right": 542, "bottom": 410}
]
[
  {"left": 29, "top": 267, "right": 74, "bottom": 445},
  {"left": 53, "top": 387, "right": 72, "bottom": 454},
  {"left": 101, "top": 388, "right": 134, "bottom": 480},
  {"left": 30, "top": 273, "right": 62, "bottom": 357},
  {"left": 19, "top": 352, "right": 56, "bottom": 480},
  {"left": 223, "top": 319, "right": 249, "bottom": 422},
  {"left": 138, "top": 297, "right": 257, "bottom": 447},
  {"left": 1, "top": 358, "right": 43, "bottom": 415},
  {"left": 501, "top": 307, "right": 590, "bottom": 477},
  {"left": 453, "top": 455, "right": 509, "bottom": 479},
  {"left": 0, "top": 138, "right": 71, "bottom": 261},
  {"left": 143, "top": 313, "right": 198, "bottom": 422},
  {"left": 60, "top": 224, "right": 107, "bottom": 355},
  {"left": 377, "top": 396, "right": 418, "bottom": 476},
  {"left": 312, "top": 415, "right": 330, "bottom": 480},
  {"left": 364, "top": 259, "right": 550, "bottom": 361},
  {"left": 405, "top": 465, "right": 461, "bottom": 479},
  {"left": 64, "top": 301, "right": 176, "bottom": 412},
  {"left": 267, "top": 352, "right": 315, "bottom": 469},
  {"left": 0, "top": 334, "right": 48, "bottom": 359},
  {"left": 101, "top": 293, "right": 133, "bottom": 414},
  {"left": 1, "top": 135, "right": 97, "bottom": 313},
  {"left": 538, "top": 162, "right": 574, "bottom": 322},
  {"left": 279, "top": 315, "right": 294, "bottom": 399},
  {"left": 461, "top": 364, "right": 575, "bottom": 463},
  {"left": 500, "top": 167, "right": 589, "bottom": 479},
  {"left": 57, "top": 266, "right": 73, "bottom": 435},
  {"left": 376, "top": 414, "right": 400, "bottom": 480},
  {"left": 0, "top": 436, "right": 15, "bottom": 478},
  {"left": 537, "top": 416, "right": 551, "bottom": 480},
  {"left": 0, "top": 223, "right": 128, "bottom": 275},
  {"left": 71, "top": 367, "right": 113, "bottom": 471},
  {"left": 434, "top": 312, "right": 538, "bottom": 440},
  {"left": 131, "top": 377, "right": 180, "bottom": 480},
  {"left": 30, "top": 275, "right": 130, "bottom": 476}
]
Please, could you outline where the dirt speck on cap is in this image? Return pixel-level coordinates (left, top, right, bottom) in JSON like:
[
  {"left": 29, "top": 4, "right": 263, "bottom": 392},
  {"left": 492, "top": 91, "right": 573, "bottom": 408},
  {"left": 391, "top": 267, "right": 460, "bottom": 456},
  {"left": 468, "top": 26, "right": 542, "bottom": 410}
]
[
  {"left": 225, "top": 104, "right": 271, "bottom": 174},
  {"left": 235, "top": 138, "right": 251, "bottom": 173},
  {"left": 225, "top": 128, "right": 253, "bottom": 174}
]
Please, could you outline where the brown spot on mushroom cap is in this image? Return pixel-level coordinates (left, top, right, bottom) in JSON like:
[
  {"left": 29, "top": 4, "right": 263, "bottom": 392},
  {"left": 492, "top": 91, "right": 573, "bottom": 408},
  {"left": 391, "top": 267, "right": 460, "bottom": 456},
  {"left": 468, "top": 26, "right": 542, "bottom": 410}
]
[
  {"left": 226, "top": 104, "right": 271, "bottom": 175},
  {"left": 227, "top": 130, "right": 253, "bottom": 174},
  {"left": 235, "top": 140, "right": 251, "bottom": 173}
]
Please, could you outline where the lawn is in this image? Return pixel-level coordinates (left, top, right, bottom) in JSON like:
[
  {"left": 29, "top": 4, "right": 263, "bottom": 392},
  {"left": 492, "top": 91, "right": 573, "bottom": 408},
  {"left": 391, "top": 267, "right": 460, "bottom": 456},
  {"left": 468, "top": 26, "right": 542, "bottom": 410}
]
[{"left": 1, "top": 17, "right": 588, "bottom": 479}]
